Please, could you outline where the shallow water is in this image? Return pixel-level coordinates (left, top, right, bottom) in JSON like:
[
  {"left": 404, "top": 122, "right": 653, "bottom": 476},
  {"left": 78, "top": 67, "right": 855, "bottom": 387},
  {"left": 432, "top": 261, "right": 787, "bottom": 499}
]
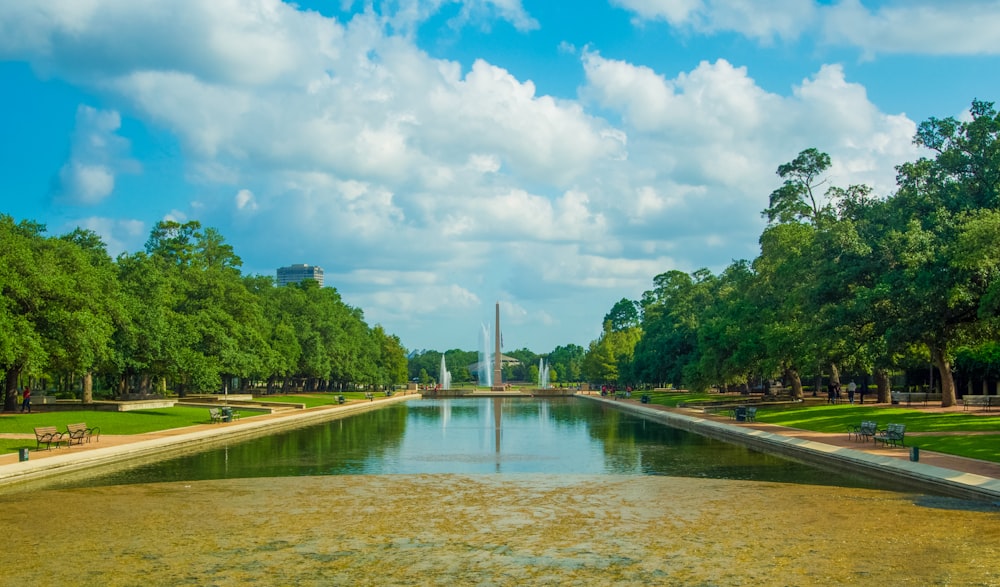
[
  {"left": 1, "top": 475, "right": 997, "bottom": 585},
  {"left": 5, "top": 398, "right": 998, "bottom": 585}
]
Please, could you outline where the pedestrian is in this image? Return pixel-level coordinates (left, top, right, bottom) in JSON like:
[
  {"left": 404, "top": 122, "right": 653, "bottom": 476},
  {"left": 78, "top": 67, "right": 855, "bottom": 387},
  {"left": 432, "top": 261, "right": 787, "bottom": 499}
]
[
  {"left": 858, "top": 384, "right": 866, "bottom": 405},
  {"left": 20, "top": 386, "right": 31, "bottom": 413},
  {"left": 847, "top": 380, "right": 857, "bottom": 404},
  {"left": 827, "top": 382, "right": 836, "bottom": 404}
]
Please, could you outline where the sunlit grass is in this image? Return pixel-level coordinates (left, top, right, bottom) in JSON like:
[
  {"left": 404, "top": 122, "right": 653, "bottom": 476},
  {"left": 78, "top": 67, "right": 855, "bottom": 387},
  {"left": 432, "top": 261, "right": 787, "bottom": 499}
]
[
  {"left": 909, "top": 435, "right": 1000, "bottom": 462},
  {"left": 755, "top": 405, "right": 1000, "bottom": 433},
  {"left": 0, "top": 406, "right": 256, "bottom": 450}
]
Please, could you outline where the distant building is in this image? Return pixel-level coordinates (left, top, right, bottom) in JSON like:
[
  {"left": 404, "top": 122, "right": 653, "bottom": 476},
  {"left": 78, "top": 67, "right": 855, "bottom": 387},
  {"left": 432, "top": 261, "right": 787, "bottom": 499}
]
[{"left": 277, "top": 264, "right": 324, "bottom": 287}]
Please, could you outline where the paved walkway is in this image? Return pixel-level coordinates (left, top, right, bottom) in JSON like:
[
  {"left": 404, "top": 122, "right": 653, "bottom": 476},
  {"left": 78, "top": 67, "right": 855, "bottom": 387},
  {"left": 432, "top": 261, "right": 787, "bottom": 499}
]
[{"left": 2, "top": 394, "right": 999, "bottom": 501}]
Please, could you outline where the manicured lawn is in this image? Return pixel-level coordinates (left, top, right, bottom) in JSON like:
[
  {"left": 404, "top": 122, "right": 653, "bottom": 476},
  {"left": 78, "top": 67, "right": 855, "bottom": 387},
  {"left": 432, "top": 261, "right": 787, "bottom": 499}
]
[
  {"left": 254, "top": 391, "right": 387, "bottom": 408},
  {"left": 755, "top": 404, "right": 1000, "bottom": 463},
  {"left": 907, "top": 435, "right": 1000, "bottom": 462},
  {"left": 0, "top": 406, "right": 256, "bottom": 447},
  {"left": 755, "top": 405, "right": 1000, "bottom": 433},
  {"left": 639, "top": 391, "right": 721, "bottom": 407}
]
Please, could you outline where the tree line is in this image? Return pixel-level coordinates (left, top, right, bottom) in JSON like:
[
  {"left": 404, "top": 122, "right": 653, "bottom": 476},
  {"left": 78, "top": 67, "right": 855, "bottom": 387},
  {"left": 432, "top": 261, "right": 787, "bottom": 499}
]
[
  {"left": 407, "top": 344, "right": 586, "bottom": 387},
  {"left": 0, "top": 219, "right": 408, "bottom": 410},
  {"left": 580, "top": 100, "right": 1000, "bottom": 407}
]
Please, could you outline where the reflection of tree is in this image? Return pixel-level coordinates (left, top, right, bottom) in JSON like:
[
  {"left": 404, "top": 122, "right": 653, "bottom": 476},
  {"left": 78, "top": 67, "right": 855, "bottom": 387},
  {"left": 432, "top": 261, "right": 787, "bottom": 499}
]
[{"left": 87, "top": 406, "right": 410, "bottom": 486}]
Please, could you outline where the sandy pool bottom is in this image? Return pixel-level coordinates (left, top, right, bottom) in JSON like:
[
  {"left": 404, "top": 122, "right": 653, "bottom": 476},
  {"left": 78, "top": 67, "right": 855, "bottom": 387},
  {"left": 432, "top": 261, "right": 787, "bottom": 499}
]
[{"left": 1, "top": 474, "right": 997, "bottom": 586}]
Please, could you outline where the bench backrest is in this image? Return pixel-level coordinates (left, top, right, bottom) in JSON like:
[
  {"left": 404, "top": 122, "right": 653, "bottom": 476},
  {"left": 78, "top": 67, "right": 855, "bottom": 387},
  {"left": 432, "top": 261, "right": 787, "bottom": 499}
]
[
  {"left": 67, "top": 423, "right": 88, "bottom": 433},
  {"left": 861, "top": 421, "right": 877, "bottom": 433},
  {"left": 886, "top": 423, "right": 905, "bottom": 437},
  {"left": 34, "top": 426, "right": 59, "bottom": 435}
]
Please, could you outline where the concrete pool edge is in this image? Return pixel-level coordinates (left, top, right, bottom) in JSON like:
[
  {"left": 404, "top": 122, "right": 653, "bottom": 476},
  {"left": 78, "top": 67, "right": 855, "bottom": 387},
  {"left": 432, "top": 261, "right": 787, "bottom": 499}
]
[{"left": 584, "top": 395, "right": 1000, "bottom": 503}]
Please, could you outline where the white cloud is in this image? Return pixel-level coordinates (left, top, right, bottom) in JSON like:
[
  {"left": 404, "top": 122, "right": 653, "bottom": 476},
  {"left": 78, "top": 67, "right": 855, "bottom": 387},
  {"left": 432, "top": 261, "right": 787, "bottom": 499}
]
[
  {"left": 1, "top": 0, "right": 935, "bottom": 352},
  {"left": 235, "top": 188, "right": 258, "bottom": 212},
  {"left": 70, "top": 216, "right": 146, "bottom": 257},
  {"left": 52, "top": 105, "right": 138, "bottom": 205},
  {"left": 612, "top": 0, "right": 816, "bottom": 42},
  {"left": 613, "top": 0, "right": 1000, "bottom": 56},
  {"left": 822, "top": 0, "right": 1000, "bottom": 56}
]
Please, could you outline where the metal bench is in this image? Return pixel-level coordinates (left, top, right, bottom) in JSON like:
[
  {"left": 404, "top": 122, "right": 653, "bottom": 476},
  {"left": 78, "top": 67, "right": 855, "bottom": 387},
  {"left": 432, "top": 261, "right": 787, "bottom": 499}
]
[
  {"left": 874, "top": 423, "right": 906, "bottom": 447},
  {"left": 848, "top": 420, "right": 878, "bottom": 442}
]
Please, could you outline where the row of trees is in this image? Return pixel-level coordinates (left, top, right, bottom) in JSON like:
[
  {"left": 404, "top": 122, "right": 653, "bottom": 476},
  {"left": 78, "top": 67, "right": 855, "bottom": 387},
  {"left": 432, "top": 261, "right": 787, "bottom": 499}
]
[
  {"left": 407, "top": 344, "right": 586, "bottom": 387},
  {"left": 0, "top": 219, "right": 408, "bottom": 410},
  {"left": 580, "top": 100, "right": 1000, "bottom": 407}
]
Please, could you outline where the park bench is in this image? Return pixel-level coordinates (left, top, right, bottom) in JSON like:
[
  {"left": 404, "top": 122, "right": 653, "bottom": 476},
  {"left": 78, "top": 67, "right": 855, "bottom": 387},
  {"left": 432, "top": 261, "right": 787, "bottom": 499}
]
[
  {"left": 65, "top": 423, "right": 100, "bottom": 445},
  {"left": 848, "top": 420, "right": 879, "bottom": 442},
  {"left": 34, "top": 426, "right": 67, "bottom": 450},
  {"left": 365, "top": 392, "right": 374, "bottom": 401},
  {"left": 891, "top": 392, "right": 943, "bottom": 406},
  {"left": 745, "top": 406, "right": 758, "bottom": 422},
  {"left": 209, "top": 408, "right": 223, "bottom": 423},
  {"left": 337, "top": 395, "right": 346, "bottom": 404},
  {"left": 874, "top": 423, "right": 906, "bottom": 448},
  {"left": 963, "top": 395, "right": 996, "bottom": 411}
]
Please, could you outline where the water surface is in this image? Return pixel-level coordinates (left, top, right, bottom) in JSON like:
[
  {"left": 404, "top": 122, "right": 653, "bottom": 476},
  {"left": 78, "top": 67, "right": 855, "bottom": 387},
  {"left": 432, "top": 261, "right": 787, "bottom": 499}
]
[{"left": 55, "top": 397, "right": 892, "bottom": 490}]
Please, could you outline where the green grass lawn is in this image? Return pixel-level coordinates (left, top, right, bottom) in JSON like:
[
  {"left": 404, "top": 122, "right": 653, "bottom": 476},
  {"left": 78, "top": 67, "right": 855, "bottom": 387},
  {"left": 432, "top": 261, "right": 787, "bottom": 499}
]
[
  {"left": 254, "top": 391, "right": 386, "bottom": 408},
  {"left": 755, "top": 404, "right": 1000, "bottom": 433},
  {"left": 640, "top": 390, "right": 735, "bottom": 407},
  {"left": 755, "top": 404, "right": 1000, "bottom": 463},
  {"left": 0, "top": 406, "right": 258, "bottom": 454}
]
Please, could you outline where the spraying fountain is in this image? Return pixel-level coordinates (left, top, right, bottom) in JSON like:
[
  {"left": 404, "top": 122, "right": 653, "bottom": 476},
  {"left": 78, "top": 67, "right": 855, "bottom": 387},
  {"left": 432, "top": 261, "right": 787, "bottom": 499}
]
[
  {"left": 478, "top": 322, "right": 493, "bottom": 388},
  {"left": 538, "top": 358, "right": 550, "bottom": 389},
  {"left": 439, "top": 354, "right": 452, "bottom": 390}
]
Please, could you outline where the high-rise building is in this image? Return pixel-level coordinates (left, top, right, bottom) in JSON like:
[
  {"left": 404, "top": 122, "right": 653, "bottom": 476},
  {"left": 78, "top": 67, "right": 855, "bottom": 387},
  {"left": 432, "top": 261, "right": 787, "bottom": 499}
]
[{"left": 277, "top": 263, "right": 324, "bottom": 287}]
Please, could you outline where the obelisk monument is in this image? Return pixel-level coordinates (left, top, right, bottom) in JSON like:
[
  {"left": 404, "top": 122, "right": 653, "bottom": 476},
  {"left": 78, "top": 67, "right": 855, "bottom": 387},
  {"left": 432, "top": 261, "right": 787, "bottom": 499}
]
[{"left": 492, "top": 301, "right": 503, "bottom": 390}]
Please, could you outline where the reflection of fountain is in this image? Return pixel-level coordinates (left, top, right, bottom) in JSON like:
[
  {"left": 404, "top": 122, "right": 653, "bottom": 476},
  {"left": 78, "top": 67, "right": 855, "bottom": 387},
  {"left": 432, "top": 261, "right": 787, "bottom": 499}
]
[
  {"left": 439, "top": 355, "right": 452, "bottom": 390},
  {"left": 538, "top": 358, "right": 550, "bottom": 389},
  {"left": 478, "top": 323, "right": 492, "bottom": 387}
]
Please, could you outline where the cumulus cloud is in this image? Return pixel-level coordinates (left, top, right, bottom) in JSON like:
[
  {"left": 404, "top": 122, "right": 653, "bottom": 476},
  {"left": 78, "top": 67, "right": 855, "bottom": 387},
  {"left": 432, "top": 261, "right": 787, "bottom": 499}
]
[
  {"left": 69, "top": 216, "right": 146, "bottom": 257},
  {"left": 52, "top": 106, "right": 139, "bottom": 205},
  {"left": 614, "top": 0, "right": 1000, "bottom": 56},
  {"left": 822, "top": 0, "right": 1000, "bottom": 56},
  {"left": 2, "top": 0, "right": 933, "bottom": 351},
  {"left": 235, "top": 188, "right": 258, "bottom": 212},
  {"left": 612, "top": 0, "right": 816, "bottom": 43}
]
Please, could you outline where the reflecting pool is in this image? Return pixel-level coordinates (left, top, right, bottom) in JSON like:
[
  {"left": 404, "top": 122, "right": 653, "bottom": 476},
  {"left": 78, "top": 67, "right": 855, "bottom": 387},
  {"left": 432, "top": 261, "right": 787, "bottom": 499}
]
[
  {"left": 4, "top": 398, "right": 998, "bottom": 585},
  {"left": 53, "top": 397, "right": 892, "bottom": 490}
]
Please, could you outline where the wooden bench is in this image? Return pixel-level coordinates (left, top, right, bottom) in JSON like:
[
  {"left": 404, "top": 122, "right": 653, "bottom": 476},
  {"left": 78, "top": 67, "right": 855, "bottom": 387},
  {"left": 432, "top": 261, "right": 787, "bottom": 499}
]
[
  {"left": 874, "top": 423, "right": 906, "bottom": 447},
  {"left": 848, "top": 420, "right": 879, "bottom": 442},
  {"left": 963, "top": 395, "right": 996, "bottom": 411},
  {"left": 34, "top": 426, "right": 66, "bottom": 450},
  {"left": 65, "top": 423, "right": 100, "bottom": 445},
  {"left": 209, "top": 408, "right": 223, "bottom": 423}
]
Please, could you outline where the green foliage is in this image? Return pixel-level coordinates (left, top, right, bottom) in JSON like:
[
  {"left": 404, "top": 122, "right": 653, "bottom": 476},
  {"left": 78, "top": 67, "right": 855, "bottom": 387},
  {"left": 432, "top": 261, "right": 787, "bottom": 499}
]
[{"left": 0, "top": 218, "right": 410, "bottom": 405}]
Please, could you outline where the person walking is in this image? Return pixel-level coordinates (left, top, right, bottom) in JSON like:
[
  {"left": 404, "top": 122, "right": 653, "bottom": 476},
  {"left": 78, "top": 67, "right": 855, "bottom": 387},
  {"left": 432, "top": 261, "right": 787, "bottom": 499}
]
[
  {"left": 20, "top": 386, "right": 31, "bottom": 413},
  {"left": 847, "top": 380, "right": 857, "bottom": 404}
]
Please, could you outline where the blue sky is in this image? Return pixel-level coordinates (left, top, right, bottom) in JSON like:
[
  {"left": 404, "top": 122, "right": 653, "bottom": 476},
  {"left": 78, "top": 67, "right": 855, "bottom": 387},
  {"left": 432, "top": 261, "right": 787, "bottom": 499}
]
[{"left": 2, "top": 0, "right": 1000, "bottom": 355}]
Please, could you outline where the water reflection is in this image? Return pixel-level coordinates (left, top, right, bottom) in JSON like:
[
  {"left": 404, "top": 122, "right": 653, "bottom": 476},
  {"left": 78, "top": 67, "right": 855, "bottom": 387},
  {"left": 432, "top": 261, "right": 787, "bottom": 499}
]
[{"left": 53, "top": 398, "right": 894, "bottom": 491}]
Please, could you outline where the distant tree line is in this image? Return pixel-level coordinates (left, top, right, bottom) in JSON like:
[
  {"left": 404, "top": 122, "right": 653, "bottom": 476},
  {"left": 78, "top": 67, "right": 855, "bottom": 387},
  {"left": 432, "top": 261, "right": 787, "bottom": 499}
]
[
  {"left": 407, "top": 344, "right": 585, "bottom": 386},
  {"left": 0, "top": 219, "right": 408, "bottom": 410},
  {"left": 580, "top": 100, "right": 1000, "bottom": 407}
]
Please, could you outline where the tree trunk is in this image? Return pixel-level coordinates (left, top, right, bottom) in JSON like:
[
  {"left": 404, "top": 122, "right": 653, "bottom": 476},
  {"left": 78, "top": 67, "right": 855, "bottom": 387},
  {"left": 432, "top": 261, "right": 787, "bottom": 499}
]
[
  {"left": 930, "top": 345, "right": 957, "bottom": 407},
  {"left": 875, "top": 369, "right": 890, "bottom": 403},
  {"left": 83, "top": 371, "right": 93, "bottom": 404},
  {"left": 784, "top": 367, "right": 803, "bottom": 399},
  {"left": 4, "top": 365, "right": 22, "bottom": 412}
]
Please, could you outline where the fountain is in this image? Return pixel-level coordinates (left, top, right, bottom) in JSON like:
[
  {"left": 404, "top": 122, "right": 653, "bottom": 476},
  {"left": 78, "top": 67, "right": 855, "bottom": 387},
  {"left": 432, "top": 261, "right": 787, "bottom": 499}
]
[
  {"left": 478, "top": 322, "right": 492, "bottom": 387},
  {"left": 439, "top": 354, "right": 452, "bottom": 390},
  {"left": 538, "top": 358, "right": 550, "bottom": 389}
]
